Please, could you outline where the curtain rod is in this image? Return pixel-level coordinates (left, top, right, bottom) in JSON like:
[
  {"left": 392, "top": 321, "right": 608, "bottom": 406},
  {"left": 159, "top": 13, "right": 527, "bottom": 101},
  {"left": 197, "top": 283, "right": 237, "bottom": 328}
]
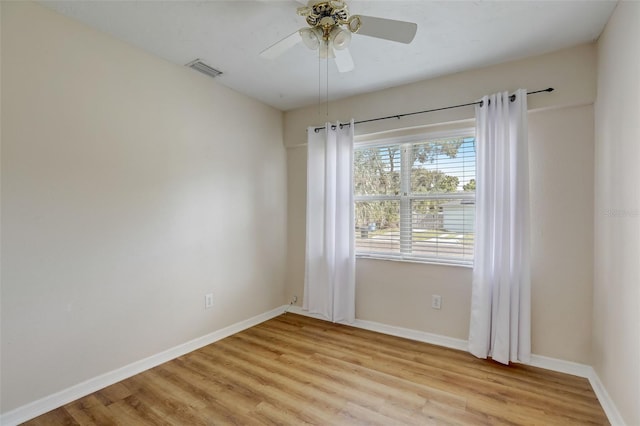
[{"left": 312, "top": 87, "right": 554, "bottom": 133}]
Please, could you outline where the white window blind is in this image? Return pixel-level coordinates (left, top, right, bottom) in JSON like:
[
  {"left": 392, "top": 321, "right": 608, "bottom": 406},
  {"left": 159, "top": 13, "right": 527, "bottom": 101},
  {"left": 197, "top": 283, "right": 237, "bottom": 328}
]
[{"left": 354, "top": 132, "right": 476, "bottom": 265}]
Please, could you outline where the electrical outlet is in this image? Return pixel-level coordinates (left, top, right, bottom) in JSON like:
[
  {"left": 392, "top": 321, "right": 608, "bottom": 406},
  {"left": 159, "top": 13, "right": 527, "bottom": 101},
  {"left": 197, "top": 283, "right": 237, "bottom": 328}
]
[
  {"left": 292, "top": 295, "right": 298, "bottom": 304},
  {"left": 432, "top": 295, "right": 442, "bottom": 310},
  {"left": 205, "top": 293, "right": 213, "bottom": 309}
]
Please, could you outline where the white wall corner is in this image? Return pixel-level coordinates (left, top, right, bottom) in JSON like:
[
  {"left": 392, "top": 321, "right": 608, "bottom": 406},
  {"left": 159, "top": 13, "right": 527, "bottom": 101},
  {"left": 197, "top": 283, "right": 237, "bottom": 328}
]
[{"left": 0, "top": 306, "right": 286, "bottom": 426}]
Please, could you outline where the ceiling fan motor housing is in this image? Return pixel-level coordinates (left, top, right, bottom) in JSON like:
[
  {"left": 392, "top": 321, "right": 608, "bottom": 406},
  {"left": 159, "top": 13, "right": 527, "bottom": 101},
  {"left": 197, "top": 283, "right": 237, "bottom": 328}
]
[{"left": 300, "top": 1, "right": 353, "bottom": 38}]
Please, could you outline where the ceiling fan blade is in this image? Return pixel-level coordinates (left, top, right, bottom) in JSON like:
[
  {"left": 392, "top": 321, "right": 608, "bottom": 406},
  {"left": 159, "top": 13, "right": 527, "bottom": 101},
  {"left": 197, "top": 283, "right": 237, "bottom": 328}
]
[
  {"left": 334, "top": 48, "right": 355, "bottom": 73},
  {"left": 260, "top": 30, "right": 301, "bottom": 59},
  {"left": 354, "top": 15, "right": 417, "bottom": 44}
]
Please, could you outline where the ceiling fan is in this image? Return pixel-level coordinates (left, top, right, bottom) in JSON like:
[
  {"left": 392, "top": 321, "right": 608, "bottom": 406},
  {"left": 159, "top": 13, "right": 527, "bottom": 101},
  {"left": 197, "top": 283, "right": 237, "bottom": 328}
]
[{"left": 260, "top": 0, "right": 418, "bottom": 73}]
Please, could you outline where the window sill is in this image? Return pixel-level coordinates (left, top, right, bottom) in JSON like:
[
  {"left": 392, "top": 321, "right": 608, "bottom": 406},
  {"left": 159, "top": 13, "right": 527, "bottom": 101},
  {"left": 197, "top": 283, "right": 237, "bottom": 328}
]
[{"left": 356, "top": 254, "right": 473, "bottom": 269}]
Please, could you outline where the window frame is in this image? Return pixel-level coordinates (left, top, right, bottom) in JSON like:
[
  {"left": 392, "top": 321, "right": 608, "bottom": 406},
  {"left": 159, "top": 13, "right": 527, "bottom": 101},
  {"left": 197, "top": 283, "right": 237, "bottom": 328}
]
[{"left": 354, "top": 127, "right": 476, "bottom": 267}]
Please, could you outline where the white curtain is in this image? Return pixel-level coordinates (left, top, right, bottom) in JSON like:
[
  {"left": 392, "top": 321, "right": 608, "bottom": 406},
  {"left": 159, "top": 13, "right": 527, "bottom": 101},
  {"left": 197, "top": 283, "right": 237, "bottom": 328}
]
[
  {"left": 304, "top": 120, "right": 356, "bottom": 323},
  {"left": 468, "top": 89, "right": 531, "bottom": 365}
]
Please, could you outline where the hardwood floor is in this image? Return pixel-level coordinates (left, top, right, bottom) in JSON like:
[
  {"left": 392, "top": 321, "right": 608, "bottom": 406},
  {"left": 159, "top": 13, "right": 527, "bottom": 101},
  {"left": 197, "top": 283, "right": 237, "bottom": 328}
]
[{"left": 25, "top": 313, "right": 608, "bottom": 425}]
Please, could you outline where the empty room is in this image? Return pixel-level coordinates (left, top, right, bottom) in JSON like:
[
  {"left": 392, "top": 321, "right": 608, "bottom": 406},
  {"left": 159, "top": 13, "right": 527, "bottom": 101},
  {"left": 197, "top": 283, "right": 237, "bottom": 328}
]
[{"left": 1, "top": 1, "right": 638, "bottom": 425}]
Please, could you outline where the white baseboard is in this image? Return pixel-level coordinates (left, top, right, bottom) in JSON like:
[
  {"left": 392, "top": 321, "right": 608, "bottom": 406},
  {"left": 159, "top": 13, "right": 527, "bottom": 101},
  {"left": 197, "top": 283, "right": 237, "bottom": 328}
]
[
  {"left": 0, "top": 306, "right": 285, "bottom": 426},
  {"left": 352, "top": 318, "right": 469, "bottom": 352},
  {"left": 286, "top": 305, "right": 467, "bottom": 351},
  {"left": 4, "top": 305, "right": 625, "bottom": 426},
  {"left": 284, "top": 304, "right": 329, "bottom": 321},
  {"left": 586, "top": 368, "right": 627, "bottom": 426},
  {"left": 524, "top": 356, "right": 625, "bottom": 425},
  {"left": 528, "top": 353, "right": 593, "bottom": 377},
  {"left": 286, "top": 305, "right": 625, "bottom": 426}
]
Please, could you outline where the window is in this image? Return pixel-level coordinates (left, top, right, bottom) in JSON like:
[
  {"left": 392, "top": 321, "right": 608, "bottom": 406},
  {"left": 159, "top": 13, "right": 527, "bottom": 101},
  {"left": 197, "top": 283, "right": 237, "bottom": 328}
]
[{"left": 354, "top": 130, "right": 476, "bottom": 265}]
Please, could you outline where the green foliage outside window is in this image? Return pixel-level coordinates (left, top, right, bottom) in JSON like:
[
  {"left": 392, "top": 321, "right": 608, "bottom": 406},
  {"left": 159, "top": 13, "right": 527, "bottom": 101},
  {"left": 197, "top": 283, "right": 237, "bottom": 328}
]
[{"left": 354, "top": 138, "right": 465, "bottom": 229}]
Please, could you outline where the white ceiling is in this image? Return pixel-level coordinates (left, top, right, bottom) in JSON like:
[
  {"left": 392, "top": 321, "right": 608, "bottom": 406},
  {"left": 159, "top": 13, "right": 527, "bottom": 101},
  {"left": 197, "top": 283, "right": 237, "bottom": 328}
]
[{"left": 40, "top": 0, "right": 616, "bottom": 111}]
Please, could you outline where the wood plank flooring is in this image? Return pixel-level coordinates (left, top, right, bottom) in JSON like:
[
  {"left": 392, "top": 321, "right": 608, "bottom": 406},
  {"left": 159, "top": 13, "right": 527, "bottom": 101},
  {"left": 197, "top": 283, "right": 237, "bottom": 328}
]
[{"left": 25, "top": 313, "right": 609, "bottom": 425}]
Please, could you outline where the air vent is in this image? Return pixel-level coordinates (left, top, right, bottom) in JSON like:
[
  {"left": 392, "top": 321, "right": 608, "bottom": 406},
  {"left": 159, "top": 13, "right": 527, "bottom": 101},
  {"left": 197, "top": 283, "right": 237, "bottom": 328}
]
[{"left": 185, "top": 59, "right": 223, "bottom": 79}]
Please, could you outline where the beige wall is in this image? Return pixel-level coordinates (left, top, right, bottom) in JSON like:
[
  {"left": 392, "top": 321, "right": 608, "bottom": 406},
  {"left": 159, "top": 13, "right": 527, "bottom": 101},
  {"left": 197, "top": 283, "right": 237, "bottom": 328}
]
[
  {"left": 1, "top": 2, "right": 286, "bottom": 413},
  {"left": 594, "top": 2, "right": 640, "bottom": 425},
  {"left": 285, "top": 44, "right": 597, "bottom": 363},
  {"left": 284, "top": 44, "right": 596, "bottom": 148},
  {"left": 356, "top": 260, "right": 472, "bottom": 339},
  {"left": 529, "top": 105, "right": 594, "bottom": 362}
]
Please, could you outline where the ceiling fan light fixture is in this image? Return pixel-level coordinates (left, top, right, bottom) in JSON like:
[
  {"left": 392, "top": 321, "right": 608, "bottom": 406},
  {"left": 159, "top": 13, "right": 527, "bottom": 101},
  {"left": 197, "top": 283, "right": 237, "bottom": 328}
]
[
  {"left": 262, "top": 0, "right": 418, "bottom": 77},
  {"left": 300, "top": 27, "right": 323, "bottom": 50},
  {"left": 330, "top": 27, "right": 351, "bottom": 50}
]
